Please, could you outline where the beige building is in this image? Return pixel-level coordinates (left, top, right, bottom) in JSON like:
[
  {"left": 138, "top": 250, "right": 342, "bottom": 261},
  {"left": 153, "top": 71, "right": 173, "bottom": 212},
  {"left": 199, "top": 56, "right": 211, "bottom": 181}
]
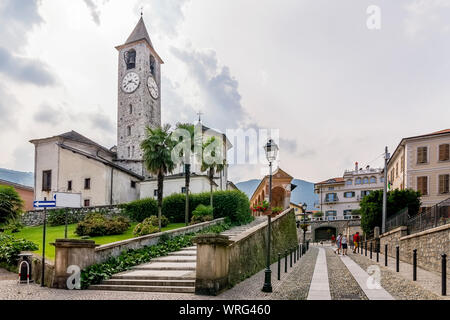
[
  {"left": 388, "top": 129, "right": 450, "bottom": 207},
  {"left": 30, "top": 131, "right": 142, "bottom": 207},
  {"left": 314, "top": 163, "right": 384, "bottom": 220}
]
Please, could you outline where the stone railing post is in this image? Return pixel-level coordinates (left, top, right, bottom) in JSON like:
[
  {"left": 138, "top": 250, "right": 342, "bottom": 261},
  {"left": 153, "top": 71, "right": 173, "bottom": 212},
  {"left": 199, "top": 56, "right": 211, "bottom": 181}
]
[
  {"left": 193, "top": 234, "right": 232, "bottom": 296},
  {"left": 51, "top": 239, "right": 98, "bottom": 289}
]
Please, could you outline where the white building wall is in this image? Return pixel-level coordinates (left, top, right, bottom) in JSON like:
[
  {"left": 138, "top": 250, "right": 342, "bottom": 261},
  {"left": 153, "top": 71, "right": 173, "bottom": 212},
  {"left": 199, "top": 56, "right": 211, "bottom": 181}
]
[{"left": 34, "top": 139, "right": 60, "bottom": 202}]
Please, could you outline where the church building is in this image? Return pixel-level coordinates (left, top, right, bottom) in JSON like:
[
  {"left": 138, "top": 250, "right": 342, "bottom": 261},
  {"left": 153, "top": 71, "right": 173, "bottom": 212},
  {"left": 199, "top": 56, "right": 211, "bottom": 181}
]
[{"left": 30, "top": 17, "right": 234, "bottom": 207}]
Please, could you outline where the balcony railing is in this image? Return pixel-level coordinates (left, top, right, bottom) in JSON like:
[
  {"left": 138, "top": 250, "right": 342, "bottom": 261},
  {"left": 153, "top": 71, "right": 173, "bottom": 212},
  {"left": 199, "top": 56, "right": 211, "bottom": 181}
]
[{"left": 311, "top": 215, "right": 361, "bottom": 222}]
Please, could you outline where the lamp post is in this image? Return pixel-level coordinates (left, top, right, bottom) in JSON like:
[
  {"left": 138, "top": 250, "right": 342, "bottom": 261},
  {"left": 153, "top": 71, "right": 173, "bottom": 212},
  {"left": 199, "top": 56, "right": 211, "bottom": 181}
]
[
  {"left": 184, "top": 163, "right": 191, "bottom": 226},
  {"left": 262, "top": 139, "right": 279, "bottom": 293},
  {"left": 302, "top": 203, "right": 308, "bottom": 245}
]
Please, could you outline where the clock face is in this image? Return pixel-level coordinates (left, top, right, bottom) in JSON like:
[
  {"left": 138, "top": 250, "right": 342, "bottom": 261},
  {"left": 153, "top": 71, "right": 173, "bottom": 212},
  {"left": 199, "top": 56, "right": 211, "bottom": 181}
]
[
  {"left": 122, "top": 72, "right": 140, "bottom": 94},
  {"left": 147, "top": 76, "right": 159, "bottom": 99}
]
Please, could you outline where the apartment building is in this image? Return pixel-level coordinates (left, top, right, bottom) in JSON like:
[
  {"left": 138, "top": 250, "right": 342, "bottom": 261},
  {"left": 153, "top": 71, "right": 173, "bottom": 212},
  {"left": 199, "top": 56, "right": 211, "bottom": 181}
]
[
  {"left": 314, "top": 163, "right": 384, "bottom": 220},
  {"left": 388, "top": 129, "right": 450, "bottom": 207}
]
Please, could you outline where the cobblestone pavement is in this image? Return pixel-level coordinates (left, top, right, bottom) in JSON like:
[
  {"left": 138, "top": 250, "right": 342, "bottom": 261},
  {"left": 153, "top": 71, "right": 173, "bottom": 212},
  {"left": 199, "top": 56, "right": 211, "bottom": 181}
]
[
  {"left": 325, "top": 248, "right": 368, "bottom": 300},
  {"left": 270, "top": 247, "right": 318, "bottom": 300},
  {"left": 0, "top": 248, "right": 316, "bottom": 300},
  {"left": 348, "top": 252, "right": 445, "bottom": 300},
  {"left": 0, "top": 268, "right": 16, "bottom": 281}
]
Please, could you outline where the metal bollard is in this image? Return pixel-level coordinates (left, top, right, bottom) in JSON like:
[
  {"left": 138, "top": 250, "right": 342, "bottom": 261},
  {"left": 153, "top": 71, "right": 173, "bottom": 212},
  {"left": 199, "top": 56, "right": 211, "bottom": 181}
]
[
  {"left": 365, "top": 242, "right": 367, "bottom": 256},
  {"left": 377, "top": 248, "right": 379, "bottom": 263},
  {"left": 307, "top": 241, "right": 309, "bottom": 251},
  {"left": 385, "top": 244, "right": 388, "bottom": 267},
  {"left": 278, "top": 253, "right": 281, "bottom": 281},
  {"left": 300, "top": 244, "right": 303, "bottom": 258},
  {"left": 442, "top": 254, "right": 447, "bottom": 296},
  {"left": 413, "top": 249, "right": 417, "bottom": 281},
  {"left": 290, "top": 248, "right": 293, "bottom": 268},
  {"left": 285, "top": 250, "right": 288, "bottom": 273},
  {"left": 370, "top": 243, "right": 373, "bottom": 259},
  {"left": 361, "top": 243, "right": 363, "bottom": 256},
  {"left": 294, "top": 247, "right": 297, "bottom": 264},
  {"left": 396, "top": 246, "right": 400, "bottom": 272}
]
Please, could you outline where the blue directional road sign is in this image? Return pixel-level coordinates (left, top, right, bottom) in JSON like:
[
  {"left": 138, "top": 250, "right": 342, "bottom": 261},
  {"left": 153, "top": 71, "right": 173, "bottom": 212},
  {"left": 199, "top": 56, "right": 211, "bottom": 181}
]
[{"left": 33, "top": 201, "right": 56, "bottom": 208}]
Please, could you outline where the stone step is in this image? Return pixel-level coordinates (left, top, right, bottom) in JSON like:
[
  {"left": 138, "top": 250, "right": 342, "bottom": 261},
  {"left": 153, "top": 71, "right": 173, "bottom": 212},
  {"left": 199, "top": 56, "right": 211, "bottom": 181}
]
[
  {"left": 112, "top": 270, "right": 195, "bottom": 280},
  {"left": 102, "top": 279, "right": 195, "bottom": 287},
  {"left": 168, "top": 251, "right": 196, "bottom": 256},
  {"left": 181, "top": 246, "right": 196, "bottom": 251},
  {"left": 151, "top": 256, "right": 197, "bottom": 263},
  {"left": 132, "top": 262, "right": 196, "bottom": 271},
  {"left": 89, "top": 284, "right": 195, "bottom": 294}
]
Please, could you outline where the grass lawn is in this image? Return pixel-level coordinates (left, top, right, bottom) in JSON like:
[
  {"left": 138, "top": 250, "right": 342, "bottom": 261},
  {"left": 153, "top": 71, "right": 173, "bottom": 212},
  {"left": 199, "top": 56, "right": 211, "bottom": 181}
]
[{"left": 7, "top": 222, "right": 186, "bottom": 261}]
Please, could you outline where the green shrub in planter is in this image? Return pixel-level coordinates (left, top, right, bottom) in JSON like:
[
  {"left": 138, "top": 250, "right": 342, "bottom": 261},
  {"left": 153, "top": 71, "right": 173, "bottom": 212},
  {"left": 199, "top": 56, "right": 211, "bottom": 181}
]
[
  {"left": 133, "top": 218, "right": 159, "bottom": 237},
  {"left": 190, "top": 205, "right": 213, "bottom": 225},
  {"left": 0, "top": 234, "right": 38, "bottom": 265},
  {"left": 120, "top": 198, "right": 158, "bottom": 222},
  {"left": 75, "top": 213, "right": 130, "bottom": 237}
]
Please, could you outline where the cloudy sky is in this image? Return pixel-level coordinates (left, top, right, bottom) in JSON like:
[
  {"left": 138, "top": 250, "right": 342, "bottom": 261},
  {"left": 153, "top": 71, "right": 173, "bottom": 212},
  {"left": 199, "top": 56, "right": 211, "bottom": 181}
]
[{"left": 1, "top": 0, "right": 450, "bottom": 183}]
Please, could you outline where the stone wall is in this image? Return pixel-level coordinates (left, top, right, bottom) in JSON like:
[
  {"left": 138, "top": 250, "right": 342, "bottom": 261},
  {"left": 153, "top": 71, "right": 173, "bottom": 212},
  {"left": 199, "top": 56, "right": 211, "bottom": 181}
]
[
  {"left": 379, "top": 224, "right": 449, "bottom": 274},
  {"left": 21, "top": 205, "right": 123, "bottom": 226},
  {"left": 194, "top": 209, "right": 298, "bottom": 295}
]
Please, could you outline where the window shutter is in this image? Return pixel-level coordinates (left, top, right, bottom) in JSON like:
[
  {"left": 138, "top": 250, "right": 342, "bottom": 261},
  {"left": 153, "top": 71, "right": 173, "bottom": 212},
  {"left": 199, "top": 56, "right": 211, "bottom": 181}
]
[{"left": 439, "top": 144, "right": 450, "bottom": 161}]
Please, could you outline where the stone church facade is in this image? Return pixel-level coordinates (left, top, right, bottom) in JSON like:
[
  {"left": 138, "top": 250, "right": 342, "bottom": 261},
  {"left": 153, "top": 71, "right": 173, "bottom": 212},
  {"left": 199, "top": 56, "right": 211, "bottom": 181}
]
[{"left": 30, "top": 17, "right": 233, "bottom": 208}]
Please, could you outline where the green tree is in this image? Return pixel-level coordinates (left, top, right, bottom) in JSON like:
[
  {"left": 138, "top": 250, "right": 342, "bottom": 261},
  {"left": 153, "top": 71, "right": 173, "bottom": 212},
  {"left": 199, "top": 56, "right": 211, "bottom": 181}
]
[
  {"left": 0, "top": 185, "right": 24, "bottom": 224},
  {"left": 201, "top": 137, "right": 226, "bottom": 208},
  {"left": 359, "top": 189, "right": 421, "bottom": 234},
  {"left": 141, "top": 124, "right": 176, "bottom": 232}
]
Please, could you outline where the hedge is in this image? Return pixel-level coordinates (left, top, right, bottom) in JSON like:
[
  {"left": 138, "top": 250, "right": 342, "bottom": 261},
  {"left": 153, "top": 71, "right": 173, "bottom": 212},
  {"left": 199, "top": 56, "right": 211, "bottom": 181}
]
[
  {"left": 121, "top": 191, "right": 253, "bottom": 225},
  {"left": 119, "top": 198, "right": 158, "bottom": 222},
  {"left": 162, "top": 190, "right": 252, "bottom": 225}
]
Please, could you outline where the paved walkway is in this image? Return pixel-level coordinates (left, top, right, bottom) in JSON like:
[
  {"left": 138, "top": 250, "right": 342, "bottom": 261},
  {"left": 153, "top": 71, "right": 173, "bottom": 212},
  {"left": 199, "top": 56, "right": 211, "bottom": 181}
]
[
  {"left": 351, "top": 250, "right": 449, "bottom": 300},
  {"left": 339, "top": 255, "right": 394, "bottom": 300},
  {"left": 0, "top": 268, "right": 16, "bottom": 281},
  {"left": 307, "top": 248, "right": 331, "bottom": 300}
]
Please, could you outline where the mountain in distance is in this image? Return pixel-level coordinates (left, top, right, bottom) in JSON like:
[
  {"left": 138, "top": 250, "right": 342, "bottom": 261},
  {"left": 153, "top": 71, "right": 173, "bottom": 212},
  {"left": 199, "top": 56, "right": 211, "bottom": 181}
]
[
  {"left": 236, "top": 178, "right": 318, "bottom": 210},
  {"left": 0, "top": 168, "right": 34, "bottom": 187}
]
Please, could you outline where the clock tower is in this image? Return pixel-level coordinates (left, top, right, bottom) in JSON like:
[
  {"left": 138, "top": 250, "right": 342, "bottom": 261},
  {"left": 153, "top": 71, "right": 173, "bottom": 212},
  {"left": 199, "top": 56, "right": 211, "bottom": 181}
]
[{"left": 115, "top": 17, "right": 163, "bottom": 177}]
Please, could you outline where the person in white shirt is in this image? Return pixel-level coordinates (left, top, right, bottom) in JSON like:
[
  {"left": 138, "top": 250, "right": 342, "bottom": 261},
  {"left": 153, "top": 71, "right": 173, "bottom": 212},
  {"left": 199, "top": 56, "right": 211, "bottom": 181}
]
[{"left": 341, "top": 235, "right": 348, "bottom": 256}]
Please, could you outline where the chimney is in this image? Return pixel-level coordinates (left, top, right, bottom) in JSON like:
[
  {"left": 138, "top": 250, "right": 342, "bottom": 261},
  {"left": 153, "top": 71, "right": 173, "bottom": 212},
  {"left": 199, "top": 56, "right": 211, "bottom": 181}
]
[{"left": 355, "top": 162, "right": 359, "bottom": 172}]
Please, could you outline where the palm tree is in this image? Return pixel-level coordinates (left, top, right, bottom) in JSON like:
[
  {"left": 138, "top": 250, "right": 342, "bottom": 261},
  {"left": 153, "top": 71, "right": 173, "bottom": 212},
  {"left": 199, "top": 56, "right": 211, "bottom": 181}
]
[
  {"left": 141, "top": 124, "right": 176, "bottom": 232},
  {"left": 175, "top": 123, "right": 195, "bottom": 226},
  {"left": 201, "top": 137, "right": 226, "bottom": 208}
]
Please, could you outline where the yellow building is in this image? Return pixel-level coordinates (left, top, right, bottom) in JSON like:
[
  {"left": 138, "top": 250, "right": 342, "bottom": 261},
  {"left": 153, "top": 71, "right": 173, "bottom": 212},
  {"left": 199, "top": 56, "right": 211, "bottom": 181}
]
[{"left": 388, "top": 129, "right": 450, "bottom": 207}]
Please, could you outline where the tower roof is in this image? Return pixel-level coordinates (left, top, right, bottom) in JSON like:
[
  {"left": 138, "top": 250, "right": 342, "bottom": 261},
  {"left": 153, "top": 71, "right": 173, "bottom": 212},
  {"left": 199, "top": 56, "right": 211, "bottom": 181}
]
[{"left": 125, "top": 17, "right": 153, "bottom": 48}]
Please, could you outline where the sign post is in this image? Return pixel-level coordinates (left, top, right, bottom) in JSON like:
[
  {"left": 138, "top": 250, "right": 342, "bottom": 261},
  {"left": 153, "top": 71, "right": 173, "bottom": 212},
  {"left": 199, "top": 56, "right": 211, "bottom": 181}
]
[
  {"left": 41, "top": 207, "right": 47, "bottom": 287},
  {"left": 33, "top": 200, "right": 56, "bottom": 287}
]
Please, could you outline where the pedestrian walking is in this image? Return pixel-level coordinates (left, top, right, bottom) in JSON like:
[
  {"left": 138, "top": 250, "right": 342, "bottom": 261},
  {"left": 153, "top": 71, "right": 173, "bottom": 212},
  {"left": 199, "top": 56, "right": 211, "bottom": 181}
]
[
  {"left": 341, "top": 235, "right": 348, "bottom": 256},
  {"left": 353, "top": 232, "right": 360, "bottom": 254},
  {"left": 335, "top": 233, "right": 342, "bottom": 255},
  {"left": 331, "top": 234, "right": 336, "bottom": 245}
]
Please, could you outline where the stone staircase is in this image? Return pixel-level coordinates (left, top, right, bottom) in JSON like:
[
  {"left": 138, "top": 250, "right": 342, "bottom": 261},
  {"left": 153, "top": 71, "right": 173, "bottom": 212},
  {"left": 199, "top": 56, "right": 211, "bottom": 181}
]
[{"left": 89, "top": 217, "right": 267, "bottom": 294}]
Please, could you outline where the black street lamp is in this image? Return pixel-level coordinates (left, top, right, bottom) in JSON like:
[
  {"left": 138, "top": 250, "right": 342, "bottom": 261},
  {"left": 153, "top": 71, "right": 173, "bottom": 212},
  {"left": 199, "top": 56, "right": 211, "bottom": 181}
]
[
  {"left": 262, "top": 139, "right": 279, "bottom": 293},
  {"left": 184, "top": 163, "right": 191, "bottom": 226},
  {"left": 302, "top": 203, "right": 308, "bottom": 245}
]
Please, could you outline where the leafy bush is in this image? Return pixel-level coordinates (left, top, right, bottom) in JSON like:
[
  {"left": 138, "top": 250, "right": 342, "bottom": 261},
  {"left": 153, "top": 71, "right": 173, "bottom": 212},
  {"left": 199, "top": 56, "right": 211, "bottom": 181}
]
[
  {"left": 133, "top": 215, "right": 169, "bottom": 236},
  {"left": 3, "top": 217, "right": 24, "bottom": 233},
  {"left": 163, "top": 190, "right": 252, "bottom": 225},
  {"left": 191, "top": 205, "right": 213, "bottom": 225},
  {"left": 0, "top": 185, "right": 23, "bottom": 224},
  {"left": 80, "top": 222, "right": 231, "bottom": 289},
  {"left": 120, "top": 198, "right": 158, "bottom": 222},
  {"left": 0, "top": 234, "right": 38, "bottom": 265},
  {"left": 360, "top": 189, "right": 422, "bottom": 234},
  {"left": 75, "top": 213, "right": 130, "bottom": 237},
  {"left": 48, "top": 209, "right": 79, "bottom": 227}
]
